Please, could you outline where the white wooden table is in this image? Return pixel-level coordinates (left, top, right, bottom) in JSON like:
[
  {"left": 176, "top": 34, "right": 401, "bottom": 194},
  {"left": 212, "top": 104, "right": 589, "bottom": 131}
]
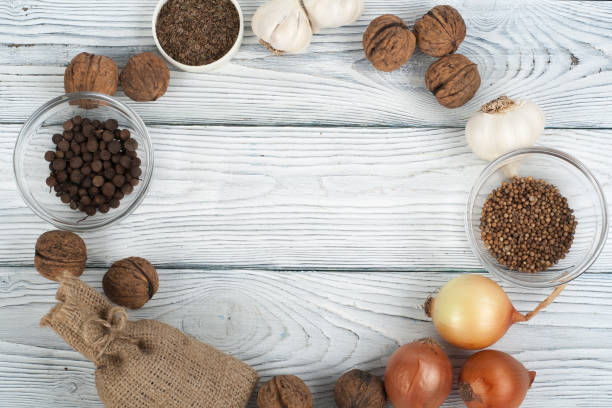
[{"left": 1, "top": 1, "right": 612, "bottom": 407}]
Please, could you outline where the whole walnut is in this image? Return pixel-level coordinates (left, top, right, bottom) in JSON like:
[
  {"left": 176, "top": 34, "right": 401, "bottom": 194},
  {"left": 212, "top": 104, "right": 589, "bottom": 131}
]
[
  {"left": 64, "top": 52, "right": 118, "bottom": 108},
  {"left": 414, "top": 5, "right": 466, "bottom": 57},
  {"left": 35, "top": 230, "right": 87, "bottom": 281},
  {"left": 363, "top": 15, "right": 416, "bottom": 72},
  {"left": 425, "top": 54, "right": 480, "bottom": 108},
  {"left": 334, "top": 369, "right": 386, "bottom": 408},
  {"left": 257, "top": 375, "right": 313, "bottom": 408},
  {"left": 120, "top": 52, "right": 170, "bottom": 102},
  {"left": 103, "top": 257, "right": 158, "bottom": 309}
]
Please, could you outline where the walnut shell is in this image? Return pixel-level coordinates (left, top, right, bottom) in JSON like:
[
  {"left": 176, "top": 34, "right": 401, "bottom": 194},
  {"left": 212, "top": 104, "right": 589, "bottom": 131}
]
[
  {"left": 334, "top": 369, "right": 386, "bottom": 408},
  {"left": 425, "top": 54, "right": 480, "bottom": 108},
  {"left": 120, "top": 52, "right": 170, "bottom": 102},
  {"left": 257, "top": 375, "right": 313, "bottom": 408},
  {"left": 414, "top": 5, "right": 466, "bottom": 57},
  {"left": 103, "top": 257, "right": 158, "bottom": 309},
  {"left": 35, "top": 230, "right": 87, "bottom": 281},
  {"left": 363, "top": 14, "right": 416, "bottom": 72},
  {"left": 64, "top": 53, "right": 118, "bottom": 108}
]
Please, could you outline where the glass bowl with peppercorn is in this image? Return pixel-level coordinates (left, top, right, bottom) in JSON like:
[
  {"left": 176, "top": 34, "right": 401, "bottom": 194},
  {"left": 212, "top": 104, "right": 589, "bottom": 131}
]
[
  {"left": 14, "top": 92, "right": 153, "bottom": 231},
  {"left": 466, "top": 147, "right": 607, "bottom": 288}
]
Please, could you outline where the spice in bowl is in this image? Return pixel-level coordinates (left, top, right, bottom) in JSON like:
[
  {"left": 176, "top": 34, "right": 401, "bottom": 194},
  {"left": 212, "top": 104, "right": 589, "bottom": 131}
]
[
  {"left": 480, "top": 176, "right": 577, "bottom": 273},
  {"left": 44, "top": 115, "right": 142, "bottom": 217},
  {"left": 155, "top": 0, "right": 240, "bottom": 67}
]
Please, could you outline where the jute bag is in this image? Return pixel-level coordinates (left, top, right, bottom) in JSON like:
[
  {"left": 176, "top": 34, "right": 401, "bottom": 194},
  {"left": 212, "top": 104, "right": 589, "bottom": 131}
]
[{"left": 41, "top": 274, "right": 258, "bottom": 408}]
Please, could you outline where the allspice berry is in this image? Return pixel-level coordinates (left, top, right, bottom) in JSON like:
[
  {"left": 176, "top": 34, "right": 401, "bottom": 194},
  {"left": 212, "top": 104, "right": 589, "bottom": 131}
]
[
  {"left": 103, "top": 257, "right": 158, "bottom": 309},
  {"left": 120, "top": 52, "right": 170, "bottom": 102},
  {"left": 257, "top": 375, "right": 313, "bottom": 408},
  {"left": 35, "top": 230, "right": 87, "bottom": 281},
  {"left": 414, "top": 5, "right": 466, "bottom": 57},
  {"left": 363, "top": 15, "right": 416, "bottom": 72},
  {"left": 334, "top": 369, "right": 386, "bottom": 408},
  {"left": 425, "top": 54, "right": 480, "bottom": 108},
  {"left": 64, "top": 53, "right": 118, "bottom": 108}
]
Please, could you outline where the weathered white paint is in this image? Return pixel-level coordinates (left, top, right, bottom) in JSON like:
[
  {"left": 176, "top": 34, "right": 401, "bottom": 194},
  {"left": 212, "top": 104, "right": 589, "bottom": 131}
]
[
  {"left": 0, "top": 268, "right": 611, "bottom": 408},
  {"left": 1, "top": 125, "right": 611, "bottom": 270},
  {"left": 1, "top": 0, "right": 612, "bottom": 406},
  {"left": 0, "top": 1, "right": 611, "bottom": 127}
]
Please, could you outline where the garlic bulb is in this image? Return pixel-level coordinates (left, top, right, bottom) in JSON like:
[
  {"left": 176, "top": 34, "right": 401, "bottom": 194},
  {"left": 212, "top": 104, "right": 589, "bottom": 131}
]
[
  {"left": 252, "top": 0, "right": 313, "bottom": 54},
  {"left": 302, "top": 0, "right": 364, "bottom": 33},
  {"left": 466, "top": 96, "right": 545, "bottom": 161}
]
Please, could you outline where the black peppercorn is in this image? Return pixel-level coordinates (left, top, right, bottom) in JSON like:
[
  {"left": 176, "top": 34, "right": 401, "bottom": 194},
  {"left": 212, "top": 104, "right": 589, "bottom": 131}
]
[
  {"left": 58, "top": 139, "right": 70, "bottom": 152},
  {"left": 130, "top": 167, "right": 142, "bottom": 178},
  {"left": 108, "top": 140, "right": 121, "bottom": 154},
  {"left": 52, "top": 159, "right": 66, "bottom": 171},
  {"left": 105, "top": 119, "right": 118, "bottom": 130},
  {"left": 70, "top": 156, "right": 83, "bottom": 169},
  {"left": 124, "top": 138, "right": 138, "bottom": 152},
  {"left": 102, "top": 131, "right": 114, "bottom": 143},
  {"left": 43, "top": 115, "right": 142, "bottom": 217},
  {"left": 87, "top": 137, "right": 99, "bottom": 153},
  {"left": 63, "top": 120, "right": 74, "bottom": 131}
]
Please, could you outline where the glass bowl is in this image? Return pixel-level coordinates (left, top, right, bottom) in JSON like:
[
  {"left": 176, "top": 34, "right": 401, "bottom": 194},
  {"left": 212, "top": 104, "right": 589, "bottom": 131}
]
[
  {"left": 14, "top": 92, "right": 153, "bottom": 231},
  {"left": 466, "top": 147, "right": 608, "bottom": 288}
]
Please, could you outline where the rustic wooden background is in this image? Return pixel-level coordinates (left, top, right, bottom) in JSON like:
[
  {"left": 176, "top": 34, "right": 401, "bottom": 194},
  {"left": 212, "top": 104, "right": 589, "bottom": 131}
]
[{"left": 1, "top": 0, "right": 611, "bottom": 407}]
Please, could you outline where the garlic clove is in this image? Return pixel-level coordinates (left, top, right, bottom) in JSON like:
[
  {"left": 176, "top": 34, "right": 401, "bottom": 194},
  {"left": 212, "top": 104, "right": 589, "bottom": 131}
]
[
  {"left": 252, "top": 0, "right": 313, "bottom": 54},
  {"left": 466, "top": 96, "right": 545, "bottom": 162},
  {"left": 302, "top": 0, "right": 364, "bottom": 33}
]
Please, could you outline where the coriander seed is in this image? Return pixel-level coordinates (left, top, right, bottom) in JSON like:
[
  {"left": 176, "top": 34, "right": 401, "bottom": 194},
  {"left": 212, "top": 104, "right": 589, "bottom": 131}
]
[{"left": 480, "top": 176, "right": 577, "bottom": 273}]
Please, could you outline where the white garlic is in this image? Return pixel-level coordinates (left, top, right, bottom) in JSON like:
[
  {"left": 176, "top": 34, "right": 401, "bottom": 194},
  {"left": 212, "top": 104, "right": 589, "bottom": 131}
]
[
  {"left": 302, "top": 0, "right": 364, "bottom": 33},
  {"left": 466, "top": 96, "right": 545, "bottom": 161},
  {"left": 252, "top": 0, "right": 313, "bottom": 54}
]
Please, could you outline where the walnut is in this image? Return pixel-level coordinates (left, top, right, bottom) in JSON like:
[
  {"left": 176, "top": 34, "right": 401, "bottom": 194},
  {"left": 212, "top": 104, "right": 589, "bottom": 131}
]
[
  {"left": 425, "top": 54, "right": 480, "bottom": 108},
  {"left": 363, "top": 15, "right": 416, "bottom": 72},
  {"left": 102, "top": 257, "right": 159, "bottom": 309},
  {"left": 120, "top": 52, "right": 170, "bottom": 102},
  {"left": 35, "top": 230, "right": 87, "bottom": 281},
  {"left": 334, "top": 369, "right": 386, "bottom": 408},
  {"left": 64, "top": 53, "right": 118, "bottom": 108},
  {"left": 257, "top": 375, "right": 313, "bottom": 408},
  {"left": 414, "top": 5, "right": 466, "bottom": 57}
]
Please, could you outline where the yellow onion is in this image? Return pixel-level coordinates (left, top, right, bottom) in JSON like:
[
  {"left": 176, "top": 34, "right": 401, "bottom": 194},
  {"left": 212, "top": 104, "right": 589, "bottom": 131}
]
[
  {"left": 459, "top": 350, "right": 536, "bottom": 408},
  {"left": 384, "top": 338, "right": 453, "bottom": 408},
  {"left": 425, "top": 274, "right": 564, "bottom": 350}
]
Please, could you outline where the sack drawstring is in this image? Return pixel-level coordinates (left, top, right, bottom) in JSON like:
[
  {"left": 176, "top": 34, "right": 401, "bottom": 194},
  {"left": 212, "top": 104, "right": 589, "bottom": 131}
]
[{"left": 83, "top": 306, "right": 133, "bottom": 362}]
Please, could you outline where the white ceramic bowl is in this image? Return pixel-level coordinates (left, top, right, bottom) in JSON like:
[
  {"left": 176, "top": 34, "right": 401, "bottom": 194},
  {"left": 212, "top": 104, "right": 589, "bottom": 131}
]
[{"left": 152, "top": 0, "right": 244, "bottom": 72}]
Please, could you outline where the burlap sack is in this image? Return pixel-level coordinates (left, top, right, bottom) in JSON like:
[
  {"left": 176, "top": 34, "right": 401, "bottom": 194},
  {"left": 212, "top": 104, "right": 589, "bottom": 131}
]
[{"left": 41, "top": 274, "right": 258, "bottom": 408}]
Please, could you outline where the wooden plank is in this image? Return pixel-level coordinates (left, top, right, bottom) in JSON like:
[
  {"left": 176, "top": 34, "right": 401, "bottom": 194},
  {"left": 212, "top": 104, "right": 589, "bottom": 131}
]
[
  {"left": 2, "top": 124, "right": 611, "bottom": 270},
  {"left": 0, "top": 0, "right": 611, "bottom": 127},
  {"left": 0, "top": 268, "right": 611, "bottom": 407}
]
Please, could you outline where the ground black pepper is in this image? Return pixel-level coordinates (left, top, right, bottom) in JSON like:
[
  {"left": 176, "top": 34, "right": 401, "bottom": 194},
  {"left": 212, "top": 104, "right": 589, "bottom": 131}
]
[
  {"left": 156, "top": 0, "right": 240, "bottom": 66},
  {"left": 480, "top": 176, "right": 577, "bottom": 273}
]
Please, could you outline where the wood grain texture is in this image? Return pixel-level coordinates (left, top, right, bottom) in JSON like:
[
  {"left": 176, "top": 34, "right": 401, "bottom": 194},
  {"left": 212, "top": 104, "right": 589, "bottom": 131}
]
[
  {"left": 0, "top": 0, "right": 611, "bottom": 127},
  {"left": 1, "top": 1, "right": 612, "bottom": 407},
  {"left": 1, "top": 124, "right": 611, "bottom": 270},
  {"left": 0, "top": 268, "right": 611, "bottom": 407}
]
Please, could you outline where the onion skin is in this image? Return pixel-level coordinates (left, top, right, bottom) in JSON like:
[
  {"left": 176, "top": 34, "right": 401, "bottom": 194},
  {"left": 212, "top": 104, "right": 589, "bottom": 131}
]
[
  {"left": 425, "top": 274, "right": 525, "bottom": 350},
  {"left": 459, "top": 350, "right": 536, "bottom": 408},
  {"left": 384, "top": 338, "right": 453, "bottom": 408}
]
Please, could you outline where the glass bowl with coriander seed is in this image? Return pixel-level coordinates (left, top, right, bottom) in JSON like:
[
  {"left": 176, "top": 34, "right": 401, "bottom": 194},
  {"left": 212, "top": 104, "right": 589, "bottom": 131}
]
[
  {"left": 466, "top": 147, "right": 607, "bottom": 288},
  {"left": 13, "top": 92, "right": 153, "bottom": 231},
  {"left": 152, "top": 0, "right": 244, "bottom": 72}
]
